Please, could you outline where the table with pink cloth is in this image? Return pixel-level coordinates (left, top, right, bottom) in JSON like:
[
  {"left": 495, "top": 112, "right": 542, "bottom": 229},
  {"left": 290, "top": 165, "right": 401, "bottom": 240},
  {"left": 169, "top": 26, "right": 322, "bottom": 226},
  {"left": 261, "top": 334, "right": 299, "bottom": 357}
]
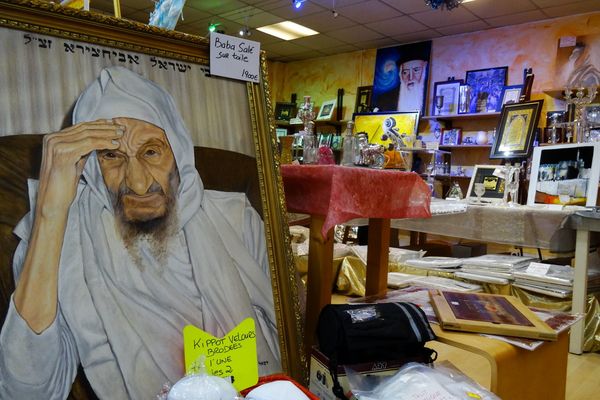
[{"left": 280, "top": 164, "right": 431, "bottom": 350}]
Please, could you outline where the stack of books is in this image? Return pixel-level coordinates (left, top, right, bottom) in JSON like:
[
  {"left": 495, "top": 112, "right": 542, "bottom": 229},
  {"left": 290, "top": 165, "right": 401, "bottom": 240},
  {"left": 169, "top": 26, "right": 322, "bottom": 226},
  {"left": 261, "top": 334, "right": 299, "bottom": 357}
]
[
  {"left": 513, "top": 262, "right": 600, "bottom": 298},
  {"left": 454, "top": 254, "right": 537, "bottom": 285}
]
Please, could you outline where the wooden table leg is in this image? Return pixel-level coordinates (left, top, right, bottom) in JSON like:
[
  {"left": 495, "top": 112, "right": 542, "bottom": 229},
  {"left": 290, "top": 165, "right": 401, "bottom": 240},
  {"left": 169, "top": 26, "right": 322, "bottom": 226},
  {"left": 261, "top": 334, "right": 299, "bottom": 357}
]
[
  {"left": 305, "top": 215, "right": 334, "bottom": 354},
  {"left": 365, "top": 218, "right": 390, "bottom": 296}
]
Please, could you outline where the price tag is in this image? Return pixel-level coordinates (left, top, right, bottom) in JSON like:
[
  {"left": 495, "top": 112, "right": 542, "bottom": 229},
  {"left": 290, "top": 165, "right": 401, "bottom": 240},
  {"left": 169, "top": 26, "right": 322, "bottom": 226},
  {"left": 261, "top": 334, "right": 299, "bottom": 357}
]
[
  {"left": 183, "top": 318, "right": 258, "bottom": 391},
  {"left": 525, "top": 262, "right": 550, "bottom": 276}
]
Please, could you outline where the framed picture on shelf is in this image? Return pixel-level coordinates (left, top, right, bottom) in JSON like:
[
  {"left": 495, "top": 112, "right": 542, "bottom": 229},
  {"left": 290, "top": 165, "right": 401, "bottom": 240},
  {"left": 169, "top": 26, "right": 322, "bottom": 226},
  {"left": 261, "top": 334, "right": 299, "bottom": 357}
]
[
  {"left": 432, "top": 79, "right": 463, "bottom": 116},
  {"left": 500, "top": 85, "right": 524, "bottom": 107},
  {"left": 275, "top": 128, "right": 288, "bottom": 139},
  {"left": 316, "top": 99, "right": 337, "bottom": 121},
  {"left": 489, "top": 99, "right": 544, "bottom": 159},
  {"left": 465, "top": 66, "right": 508, "bottom": 113},
  {"left": 441, "top": 128, "right": 462, "bottom": 145},
  {"left": 466, "top": 165, "right": 506, "bottom": 203},
  {"left": 274, "top": 102, "right": 296, "bottom": 121},
  {"left": 527, "top": 143, "right": 600, "bottom": 207},
  {"left": 354, "top": 85, "right": 373, "bottom": 114},
  {"left": 331, "top": 135, "right": 343, "bottom": 150}
]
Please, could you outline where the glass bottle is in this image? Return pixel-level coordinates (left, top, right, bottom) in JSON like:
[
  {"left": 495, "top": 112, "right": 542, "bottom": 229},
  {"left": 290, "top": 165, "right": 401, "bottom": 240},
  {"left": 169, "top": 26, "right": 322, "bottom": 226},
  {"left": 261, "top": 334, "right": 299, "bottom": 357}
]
[
  {"left": 302, "top": 121, "right": 318, "bottom": 164},
  {"left": 341, "top": 121, "right": 356, "bottom": 166}
]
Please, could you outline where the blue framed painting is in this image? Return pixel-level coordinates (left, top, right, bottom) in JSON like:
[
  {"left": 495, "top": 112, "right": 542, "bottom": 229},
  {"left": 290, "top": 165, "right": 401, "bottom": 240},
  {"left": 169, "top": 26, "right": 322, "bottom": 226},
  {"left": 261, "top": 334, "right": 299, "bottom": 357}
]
[
  {"left": 371, "top": 41, "right": 432, "bottom": 115},
  {"left": 465, "top": 66, "right": 508, "bottom": 113}
]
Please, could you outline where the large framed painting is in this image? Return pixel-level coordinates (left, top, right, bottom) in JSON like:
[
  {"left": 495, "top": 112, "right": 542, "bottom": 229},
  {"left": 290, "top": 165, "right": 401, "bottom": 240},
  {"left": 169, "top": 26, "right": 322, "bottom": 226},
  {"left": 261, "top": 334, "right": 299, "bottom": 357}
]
[
  {"left": 371, "top": 41, "right": 432, "bottom": 115},
  {"left": 353, "top": 111, "right": 420, "bottom": 148},
  {"left": 465, "top": 66, "right": 508, "bottom": 113},
  {"left": 0, "top": 0, "right": 305, "bottom": 397}
]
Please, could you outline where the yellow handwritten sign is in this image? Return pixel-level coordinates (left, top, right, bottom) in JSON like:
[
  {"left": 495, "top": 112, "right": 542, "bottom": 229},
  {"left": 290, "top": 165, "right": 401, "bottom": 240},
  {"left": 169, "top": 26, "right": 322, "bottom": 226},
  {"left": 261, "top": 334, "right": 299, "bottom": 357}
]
[{"left": 183, "top": 318, "right": 258, "bottom": 391}]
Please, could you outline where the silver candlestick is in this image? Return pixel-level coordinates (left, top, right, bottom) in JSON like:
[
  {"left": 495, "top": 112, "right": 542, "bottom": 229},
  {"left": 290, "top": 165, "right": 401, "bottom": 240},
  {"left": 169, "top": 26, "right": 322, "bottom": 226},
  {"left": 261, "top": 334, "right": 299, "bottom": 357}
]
[{"left": 564, "top": 86, "right": 597, "bottom": 143}]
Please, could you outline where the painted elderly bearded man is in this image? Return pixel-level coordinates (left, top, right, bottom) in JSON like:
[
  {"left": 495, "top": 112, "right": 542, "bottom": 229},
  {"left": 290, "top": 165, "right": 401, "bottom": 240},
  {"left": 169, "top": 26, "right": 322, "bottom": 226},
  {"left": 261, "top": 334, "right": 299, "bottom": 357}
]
[{"left": 0, "top": 67, "right": 280, "bottom": 399}]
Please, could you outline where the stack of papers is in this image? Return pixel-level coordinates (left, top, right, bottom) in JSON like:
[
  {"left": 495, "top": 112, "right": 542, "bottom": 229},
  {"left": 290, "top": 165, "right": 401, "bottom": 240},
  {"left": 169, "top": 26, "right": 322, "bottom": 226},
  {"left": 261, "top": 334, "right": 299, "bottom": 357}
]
[
  {"left": 387, "top": 272, "right": 482, "bottom": 292},
  {"left": 404, "top": 256, "right": 463, "bottom": 270},
  {"left": 456, "top": 254, "right": 537, "bottom": 284},
  {"left": 513, "top": 262, "right": 600, "bottom": 298}
]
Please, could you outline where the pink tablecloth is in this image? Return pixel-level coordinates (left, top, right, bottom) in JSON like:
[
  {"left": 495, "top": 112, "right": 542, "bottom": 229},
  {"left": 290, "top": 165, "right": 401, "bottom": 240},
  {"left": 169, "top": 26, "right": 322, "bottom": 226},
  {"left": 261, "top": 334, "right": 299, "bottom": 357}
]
[{"left": 281, "top": 164, "right": 432, "bottom": 237}]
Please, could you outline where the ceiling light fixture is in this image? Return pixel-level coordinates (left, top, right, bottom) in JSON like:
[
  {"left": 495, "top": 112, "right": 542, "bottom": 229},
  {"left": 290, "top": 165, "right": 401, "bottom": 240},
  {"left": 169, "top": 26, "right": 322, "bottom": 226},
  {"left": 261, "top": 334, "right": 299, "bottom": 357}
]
[
  {"left": 208, "top": 23, "right": 219, "bottom": 32},
  {"left": 331, "top": 0, "right": 338, "bottom": 18},
  {"left": 424, "top": 0, "right": 467, "bottom": 10},
  {"left": 293, "top": 0, "right": 307, "bottom": 10},
  {"left": 239, "top": 27, "right": 251, "bottom": 37},
  {"left": 256, "top": 21, "right": 318, "bottom": 41}
]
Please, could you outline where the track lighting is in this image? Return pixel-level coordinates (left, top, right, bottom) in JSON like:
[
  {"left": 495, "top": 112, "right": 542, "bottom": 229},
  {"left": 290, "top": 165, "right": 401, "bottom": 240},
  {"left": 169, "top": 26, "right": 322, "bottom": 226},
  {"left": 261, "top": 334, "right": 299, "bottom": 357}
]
[{"left": 293, "top": 0, "right": 307, "bottom": 10}]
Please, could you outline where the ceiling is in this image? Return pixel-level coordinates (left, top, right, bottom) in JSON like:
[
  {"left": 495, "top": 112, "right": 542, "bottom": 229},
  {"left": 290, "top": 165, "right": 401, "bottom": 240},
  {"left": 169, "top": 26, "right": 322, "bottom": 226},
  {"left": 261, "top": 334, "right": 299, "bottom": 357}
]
[{"left": 89, "top": 0, "right": 600, "bottom": 62}]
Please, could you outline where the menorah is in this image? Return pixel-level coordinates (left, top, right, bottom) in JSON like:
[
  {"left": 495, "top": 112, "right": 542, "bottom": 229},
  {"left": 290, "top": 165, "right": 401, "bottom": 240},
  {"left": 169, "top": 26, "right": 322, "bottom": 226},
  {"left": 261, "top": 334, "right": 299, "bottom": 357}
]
[{"left": 564, "top": 86, "right": 598, "bottom": 143}]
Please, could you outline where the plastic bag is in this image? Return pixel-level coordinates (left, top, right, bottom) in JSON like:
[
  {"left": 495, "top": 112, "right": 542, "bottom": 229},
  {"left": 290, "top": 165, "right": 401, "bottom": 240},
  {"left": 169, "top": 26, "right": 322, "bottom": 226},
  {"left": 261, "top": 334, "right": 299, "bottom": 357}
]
[
  {"left": 347, "top": 361, "right": 500, "bottom": 400},
  {"left": 157, "top": 356, "right": 242, "bottom": 400}
]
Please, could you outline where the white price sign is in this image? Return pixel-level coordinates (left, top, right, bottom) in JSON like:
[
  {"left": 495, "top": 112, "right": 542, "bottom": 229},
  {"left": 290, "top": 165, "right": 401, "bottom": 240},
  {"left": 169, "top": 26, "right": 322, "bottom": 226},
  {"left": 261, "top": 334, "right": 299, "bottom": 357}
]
[{"left": 210, "top": 32, "right": 260, "bottom": 83}]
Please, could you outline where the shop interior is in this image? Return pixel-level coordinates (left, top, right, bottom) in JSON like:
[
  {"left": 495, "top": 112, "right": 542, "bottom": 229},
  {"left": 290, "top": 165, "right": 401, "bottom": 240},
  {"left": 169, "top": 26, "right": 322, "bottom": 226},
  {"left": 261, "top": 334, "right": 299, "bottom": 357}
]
[{"left": 0, "top": 1, "right": 599, "bottom": 399}]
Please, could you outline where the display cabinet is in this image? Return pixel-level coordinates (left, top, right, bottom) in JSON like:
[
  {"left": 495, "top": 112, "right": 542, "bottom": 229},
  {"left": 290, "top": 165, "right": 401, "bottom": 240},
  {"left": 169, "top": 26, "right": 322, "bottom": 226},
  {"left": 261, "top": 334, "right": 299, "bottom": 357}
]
[{"left": 419, "top": 112, "right": 502, "bottom": 195}]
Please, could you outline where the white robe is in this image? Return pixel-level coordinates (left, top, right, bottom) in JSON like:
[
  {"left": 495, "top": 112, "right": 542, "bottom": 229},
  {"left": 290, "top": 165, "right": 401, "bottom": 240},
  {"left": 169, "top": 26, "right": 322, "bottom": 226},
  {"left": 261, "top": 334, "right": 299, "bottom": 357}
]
[{"left": 0, "top": 66, "right": 281, "bottom": 399}]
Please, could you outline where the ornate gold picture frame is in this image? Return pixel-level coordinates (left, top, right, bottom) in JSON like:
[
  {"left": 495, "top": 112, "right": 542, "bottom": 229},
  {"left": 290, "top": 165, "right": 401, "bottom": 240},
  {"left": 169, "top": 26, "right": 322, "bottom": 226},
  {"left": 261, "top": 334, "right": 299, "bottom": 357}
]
[{"left": 0, "top": 0, "right": 305, "bottom": 387}]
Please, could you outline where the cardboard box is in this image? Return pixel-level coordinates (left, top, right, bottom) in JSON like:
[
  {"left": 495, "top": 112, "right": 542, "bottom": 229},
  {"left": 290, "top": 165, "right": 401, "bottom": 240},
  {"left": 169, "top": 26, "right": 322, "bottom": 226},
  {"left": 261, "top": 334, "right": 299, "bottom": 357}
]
[
  {"left": 308, "top": 347, "right": 410, "bottom": 400},
  {"left": 451, "top": 242, "right": 487, "bottom": 258}
]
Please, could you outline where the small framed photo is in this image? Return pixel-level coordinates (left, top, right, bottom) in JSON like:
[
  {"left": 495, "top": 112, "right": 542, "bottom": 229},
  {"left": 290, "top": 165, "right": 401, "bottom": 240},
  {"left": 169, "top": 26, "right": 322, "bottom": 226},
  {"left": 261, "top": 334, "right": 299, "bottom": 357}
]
[
  {"left": 490, "top": 99, "right": 544, "bottom": 159},
  {"left": 274, "top": 102, "right": 296, "bottom": 121},
  {"left": 432, "top": 79, "right": 463, "bottom": 116},
  {"left": 500, "top": 85, "right": 524, "bottom": 107},
  {"left": 354, "top": 85, "right": 373, "bottom": 114},
  {"left": 331, "top": 135, "right": 343, "bottom": 150},
  {"left": 275, "top": 128, "right": 288, "bottom": 139},
  {"left": 465, "top": 66, "right": 508, "bottom": 113},
  {"left": 466, "top": 164, "right": 506, "bottom": 203},
  {"left": 316, "top": 99, "right": 337, "bottom": 121},
  {"left": 527, "top": 143, "right": 600, "bottom": 207},
  {"left": 441, "top": 128, "right": 462, "bottom": 145}
]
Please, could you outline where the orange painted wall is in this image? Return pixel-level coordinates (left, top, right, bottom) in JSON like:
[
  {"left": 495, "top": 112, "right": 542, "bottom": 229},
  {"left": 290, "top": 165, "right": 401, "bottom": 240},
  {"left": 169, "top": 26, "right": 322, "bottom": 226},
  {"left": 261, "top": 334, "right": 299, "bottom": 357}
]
[{"left": 267, "top": 11, "right": 600, "bottom": 124}]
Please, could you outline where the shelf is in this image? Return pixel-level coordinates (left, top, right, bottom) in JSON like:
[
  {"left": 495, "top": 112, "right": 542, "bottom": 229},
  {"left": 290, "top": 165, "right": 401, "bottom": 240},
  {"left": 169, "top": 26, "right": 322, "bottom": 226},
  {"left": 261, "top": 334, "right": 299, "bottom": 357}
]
[
  {"left": 439, "top": 144, "right": 492, "bottom": 149},
  {"left": 419, "top": 173, "right": 471, "bottom": 179},
  {"left": 401, "top": 148, "right": 450, "bottom": 154},
  {"left": 276, "top": 120, "right": 348, "bottom": 127},
  {"left": 543, "top": 88, "right": 599, "bottom": 102},
  {"left": 421, "top": 112, "right": 500, "bottom": 121}
]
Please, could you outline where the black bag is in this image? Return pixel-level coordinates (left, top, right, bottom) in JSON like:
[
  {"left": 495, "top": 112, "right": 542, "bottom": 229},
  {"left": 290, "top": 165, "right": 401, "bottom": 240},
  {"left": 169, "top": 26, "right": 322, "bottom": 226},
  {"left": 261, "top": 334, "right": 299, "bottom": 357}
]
[{"left": 316, "top": 302, "right": 437, "bottom": 400}]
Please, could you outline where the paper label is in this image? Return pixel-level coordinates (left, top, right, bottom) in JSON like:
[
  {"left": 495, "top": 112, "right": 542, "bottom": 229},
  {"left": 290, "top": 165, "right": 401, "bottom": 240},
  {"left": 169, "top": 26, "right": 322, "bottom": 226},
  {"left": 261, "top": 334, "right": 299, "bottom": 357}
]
[
  {"left": 183, "top": 318, "right": 258, "bottom": 391},
  {"left": 559, "top": 36, "right": 576, "bottom": 47},
  {"left": 210, "top": 32, "right": 260, "bottom": 83},
  {"left": 525, "top": 262, "right": 550, "bottom": 277}
]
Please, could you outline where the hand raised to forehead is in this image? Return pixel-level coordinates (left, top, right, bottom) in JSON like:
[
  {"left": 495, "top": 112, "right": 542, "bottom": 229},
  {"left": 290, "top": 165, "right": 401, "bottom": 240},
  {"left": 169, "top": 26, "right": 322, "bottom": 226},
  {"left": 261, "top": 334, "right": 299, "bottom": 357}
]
[{"left": 37, "top": 120, "right": 124, "bottom": 217}]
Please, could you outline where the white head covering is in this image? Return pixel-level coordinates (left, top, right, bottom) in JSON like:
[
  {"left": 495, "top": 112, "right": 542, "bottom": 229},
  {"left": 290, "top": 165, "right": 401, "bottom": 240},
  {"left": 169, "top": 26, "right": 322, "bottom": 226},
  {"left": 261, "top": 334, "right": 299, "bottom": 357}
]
[{"left": 55, "top": 67, "right": 279, "bottom": 398}]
